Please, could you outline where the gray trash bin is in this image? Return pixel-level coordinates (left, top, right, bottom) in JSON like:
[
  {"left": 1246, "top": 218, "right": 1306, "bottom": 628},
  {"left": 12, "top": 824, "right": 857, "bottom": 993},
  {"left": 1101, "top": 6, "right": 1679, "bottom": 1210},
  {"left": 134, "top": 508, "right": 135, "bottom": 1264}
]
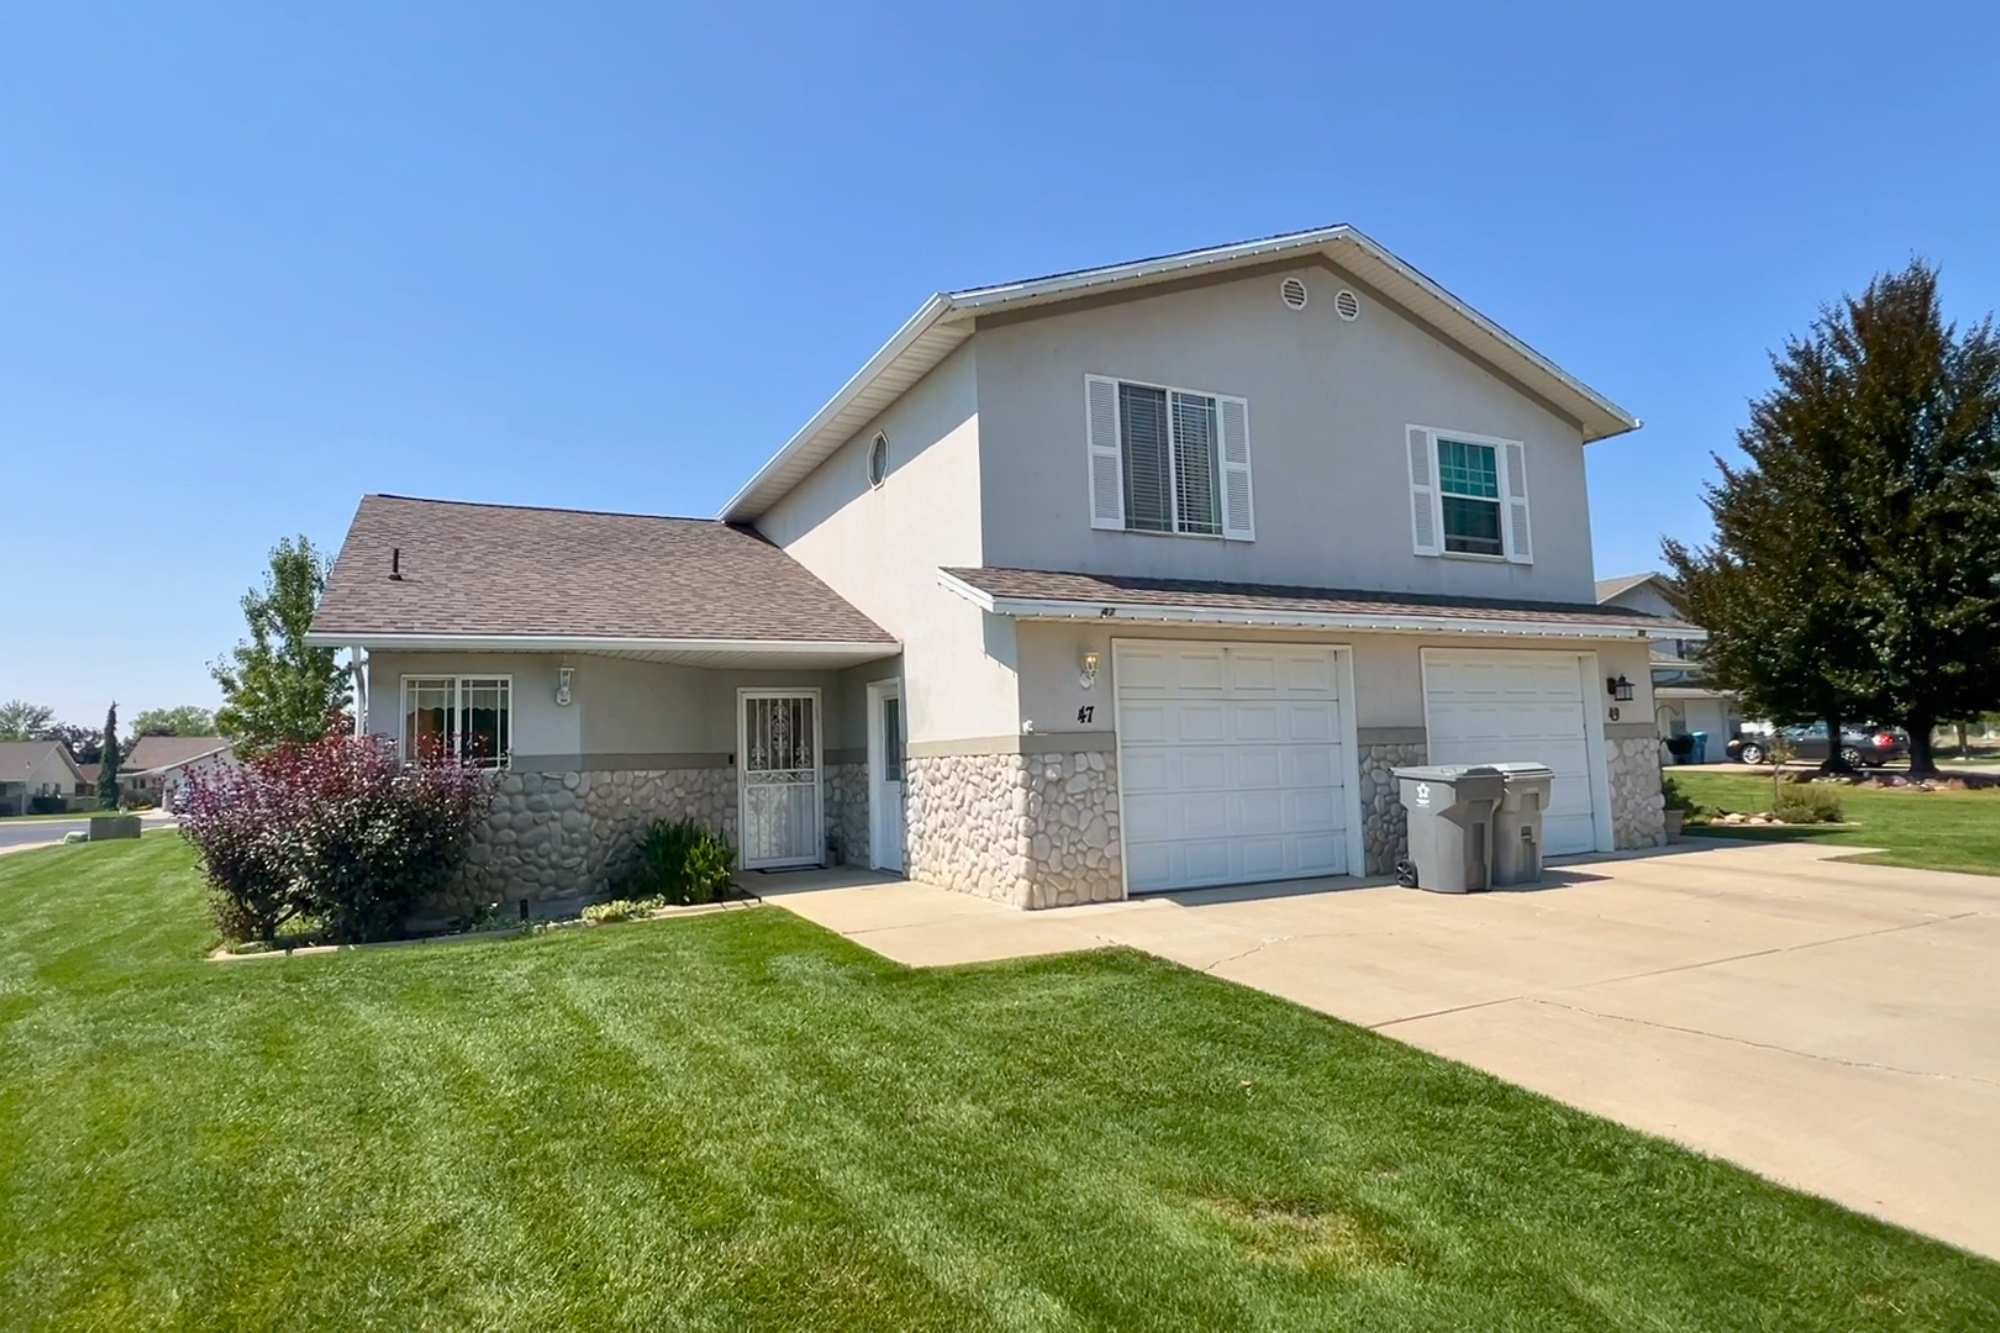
[
  {"left": 1394, "top": 764, "right": 1504, "bottom": 893},
  {"left": 1487, "top": 762, "right": 1555, "bottom": 886}
]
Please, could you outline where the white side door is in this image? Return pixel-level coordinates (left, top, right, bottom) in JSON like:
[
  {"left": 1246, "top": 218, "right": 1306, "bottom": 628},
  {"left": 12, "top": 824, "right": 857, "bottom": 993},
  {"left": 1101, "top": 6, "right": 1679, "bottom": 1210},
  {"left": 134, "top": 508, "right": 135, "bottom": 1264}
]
[
  {"left": 868, "top": 681, "right": 904, "bottom": 872},
  {"left": 739, "top": 690, "right": 824, "bottom": 869}
]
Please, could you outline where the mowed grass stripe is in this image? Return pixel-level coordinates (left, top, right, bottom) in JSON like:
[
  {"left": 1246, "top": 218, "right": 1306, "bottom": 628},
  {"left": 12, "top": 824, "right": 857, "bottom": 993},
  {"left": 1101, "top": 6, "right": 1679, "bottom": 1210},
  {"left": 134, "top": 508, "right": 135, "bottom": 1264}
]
[{"left": 0, "top": 836, "right": 1995, "bottom": 1329}]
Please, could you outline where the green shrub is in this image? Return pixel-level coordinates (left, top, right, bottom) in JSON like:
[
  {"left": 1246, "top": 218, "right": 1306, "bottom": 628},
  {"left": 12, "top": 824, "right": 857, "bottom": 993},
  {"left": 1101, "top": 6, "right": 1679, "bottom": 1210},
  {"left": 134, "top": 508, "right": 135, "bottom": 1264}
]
[
  {"left": 583, "top": 895, "right": 667, "bottom": 924},
  {"left": 1661, "top": 775, "right": 1700, "bottom": 817},
  {"left": 622, "top": 819, "right": 736, "bottom": 905},
  {"left": 1774, "top": 784, "right": 1845, "bottom": 824}
]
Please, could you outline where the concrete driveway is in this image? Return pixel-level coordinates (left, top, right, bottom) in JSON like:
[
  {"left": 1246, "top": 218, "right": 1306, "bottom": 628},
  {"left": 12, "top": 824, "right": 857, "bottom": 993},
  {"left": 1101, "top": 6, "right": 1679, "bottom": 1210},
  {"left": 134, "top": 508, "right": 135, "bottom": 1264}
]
[{"left": 763, "top": 840, "right": 2000, "bottom": 1258}]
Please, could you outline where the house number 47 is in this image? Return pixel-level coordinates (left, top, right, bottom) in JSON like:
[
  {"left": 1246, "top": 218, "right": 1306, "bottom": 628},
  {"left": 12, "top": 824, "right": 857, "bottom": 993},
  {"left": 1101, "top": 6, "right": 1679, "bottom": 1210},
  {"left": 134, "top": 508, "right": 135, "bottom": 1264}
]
[{"left": 1076, "top": 704, "right": 1095, "bottom": 724}]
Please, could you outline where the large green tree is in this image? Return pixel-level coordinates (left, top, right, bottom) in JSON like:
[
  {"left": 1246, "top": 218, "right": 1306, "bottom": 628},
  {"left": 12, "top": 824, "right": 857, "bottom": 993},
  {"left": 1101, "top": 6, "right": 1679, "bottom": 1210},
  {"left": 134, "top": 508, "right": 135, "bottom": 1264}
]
[
  {"left": 212, "top": 536, "right": 351, "bottom": 757},
  {"left": 98, "top": 703, "right": 121, "bottom": 810},
  {"left": 0, "top": 700, "right": 56, "bottom": 741},
  {"left": 1667, "top": 261, "right": 2000, "bottom": 775},
  {"left": 1831, "top": 264, "right": 2000, "bottom": 773},
  {"left": 129, "top": 705, "right": 217, "bottom": 740}
]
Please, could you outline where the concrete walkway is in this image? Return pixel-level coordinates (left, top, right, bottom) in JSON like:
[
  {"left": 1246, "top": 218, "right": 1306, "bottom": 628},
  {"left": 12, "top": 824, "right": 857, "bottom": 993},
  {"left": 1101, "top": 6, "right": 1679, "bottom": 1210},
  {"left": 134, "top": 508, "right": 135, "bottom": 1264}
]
[{"left": 759, "top": 841, "right": 2000, "bottom": 1259}]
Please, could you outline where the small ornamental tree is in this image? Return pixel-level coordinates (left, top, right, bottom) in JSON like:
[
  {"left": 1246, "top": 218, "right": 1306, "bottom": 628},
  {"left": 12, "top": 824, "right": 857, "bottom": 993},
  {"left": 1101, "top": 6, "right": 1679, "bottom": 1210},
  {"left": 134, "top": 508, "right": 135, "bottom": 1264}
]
[
  {"left": 177, "top": 732, "right": 492, "bottom": 944},
  {"left": 98, "top": 703, "right": 122, "bottom": 810}
]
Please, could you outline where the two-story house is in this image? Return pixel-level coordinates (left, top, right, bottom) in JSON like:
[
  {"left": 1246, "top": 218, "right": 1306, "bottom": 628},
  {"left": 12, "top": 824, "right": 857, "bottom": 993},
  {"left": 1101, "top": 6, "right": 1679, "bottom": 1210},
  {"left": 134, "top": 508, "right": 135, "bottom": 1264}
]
[{"left": 309, "top": 225, "right": 1693, "bottom": 910}]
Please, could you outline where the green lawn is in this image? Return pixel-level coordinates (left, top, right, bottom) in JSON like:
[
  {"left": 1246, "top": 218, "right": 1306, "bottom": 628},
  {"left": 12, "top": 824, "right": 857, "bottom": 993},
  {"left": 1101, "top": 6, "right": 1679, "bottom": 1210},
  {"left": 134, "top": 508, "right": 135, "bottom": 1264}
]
[
  {"left": 1672, "top": 770, "right": 2000, "bottom": 876},
  {"left": 2, "top": 840, "right": 1995, "bottom": 1329}
]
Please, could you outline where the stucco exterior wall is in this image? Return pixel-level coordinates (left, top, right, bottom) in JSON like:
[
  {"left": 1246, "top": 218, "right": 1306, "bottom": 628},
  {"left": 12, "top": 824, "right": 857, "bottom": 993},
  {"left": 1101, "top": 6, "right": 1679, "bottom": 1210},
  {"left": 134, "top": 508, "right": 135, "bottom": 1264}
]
[
  {"left": 756, "top": 343, "right": 1017, "bottom": 745},
  {"left": 970, "top": 260, "right": 1598, "bottom": 603}
]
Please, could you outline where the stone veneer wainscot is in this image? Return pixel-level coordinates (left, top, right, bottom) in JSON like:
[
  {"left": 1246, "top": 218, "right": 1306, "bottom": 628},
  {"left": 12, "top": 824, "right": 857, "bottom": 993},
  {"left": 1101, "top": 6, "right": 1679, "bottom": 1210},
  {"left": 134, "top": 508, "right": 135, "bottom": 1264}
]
[{"left": 904, "top": 748, "right": 1122, "bottom": 909}]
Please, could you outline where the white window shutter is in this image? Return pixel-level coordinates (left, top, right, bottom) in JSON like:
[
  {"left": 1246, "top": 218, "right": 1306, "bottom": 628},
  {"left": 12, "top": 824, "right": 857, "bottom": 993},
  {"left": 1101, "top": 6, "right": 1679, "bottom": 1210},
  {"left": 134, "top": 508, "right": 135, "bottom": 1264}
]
[
  {"left": 1501, "top": 440, "right": 1533, "bottom": 563},
  {"left": 1406, "top": 426, "right": 1441, "bottom": 555},
  {"left": 1085, "top": 375, "right": 1124, "bottom": 530},
  {"left": 1219, "top": 395, "right": 1253, "bottom": 540}
]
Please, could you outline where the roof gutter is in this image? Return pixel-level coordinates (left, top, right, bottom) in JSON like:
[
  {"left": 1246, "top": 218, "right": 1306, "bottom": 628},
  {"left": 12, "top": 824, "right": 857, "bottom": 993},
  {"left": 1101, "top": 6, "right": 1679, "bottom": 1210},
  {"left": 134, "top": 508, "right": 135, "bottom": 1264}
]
[
  {"left": 937, "top": 571, "right": 1698, "bottom": 643},
  {"left": 303, "top": 631, "right": 901, "bottom": 657}
]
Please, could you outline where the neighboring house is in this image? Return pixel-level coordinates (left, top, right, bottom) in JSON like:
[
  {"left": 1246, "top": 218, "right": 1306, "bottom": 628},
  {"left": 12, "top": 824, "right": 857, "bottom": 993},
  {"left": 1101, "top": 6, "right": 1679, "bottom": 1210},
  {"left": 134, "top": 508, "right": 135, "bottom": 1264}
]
[
  {"left": 309, "top": 223, "right": 1696, "bottom": 910},
  {"left": 76, "top": 762, "right": 99, "bottom": 797},
  {"left": 1596, "top": 572, "right": 1739, "bottom": 760},
  {"left": 0, "top": 741, "right": 84, "bottom": 815},
  {"left": 119, "top": 736, "right": 238, "bottom": 809}
]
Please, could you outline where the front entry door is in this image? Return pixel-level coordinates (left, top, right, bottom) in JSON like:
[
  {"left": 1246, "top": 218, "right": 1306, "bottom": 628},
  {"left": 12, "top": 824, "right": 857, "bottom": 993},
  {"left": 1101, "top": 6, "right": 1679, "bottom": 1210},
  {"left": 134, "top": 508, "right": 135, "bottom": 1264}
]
[
  {"left": 739, "top": 690, "right": 823, "bottom": 869},
  {"left": 868, "top": 681, "right": 904, "bottom": 872}
]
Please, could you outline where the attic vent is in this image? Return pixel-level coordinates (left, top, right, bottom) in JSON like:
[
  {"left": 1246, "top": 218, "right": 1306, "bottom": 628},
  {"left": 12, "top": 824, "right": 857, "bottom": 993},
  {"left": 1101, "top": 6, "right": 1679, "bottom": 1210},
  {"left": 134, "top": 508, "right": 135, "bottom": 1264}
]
[
  {"left": 1278, "top": 276, "right": 1309, "bottom": 311},
  {"left": 867, "top": 432, "right": 889, "bottom": 488},
  {"left": 1334, "top": 288, "right": 1361, "bottom": 321}
]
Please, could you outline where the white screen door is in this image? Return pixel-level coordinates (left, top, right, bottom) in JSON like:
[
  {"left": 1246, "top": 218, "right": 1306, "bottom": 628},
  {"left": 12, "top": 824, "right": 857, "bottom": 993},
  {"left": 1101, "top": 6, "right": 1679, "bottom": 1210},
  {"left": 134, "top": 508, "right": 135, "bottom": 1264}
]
[
  {"left": 739, "top": 690, "right": 823, "bottom": 869},
  {"left": 868, "top": 681, "right": 904, "bottom": 872}
]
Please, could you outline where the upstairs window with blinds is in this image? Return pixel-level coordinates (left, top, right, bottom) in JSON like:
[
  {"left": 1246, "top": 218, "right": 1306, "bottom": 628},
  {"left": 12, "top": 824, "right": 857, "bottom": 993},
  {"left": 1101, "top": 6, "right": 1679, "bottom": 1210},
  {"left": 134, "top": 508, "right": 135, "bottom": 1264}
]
[{"left": 1086, "top": 375, "right": 1252, "bottom": 540}]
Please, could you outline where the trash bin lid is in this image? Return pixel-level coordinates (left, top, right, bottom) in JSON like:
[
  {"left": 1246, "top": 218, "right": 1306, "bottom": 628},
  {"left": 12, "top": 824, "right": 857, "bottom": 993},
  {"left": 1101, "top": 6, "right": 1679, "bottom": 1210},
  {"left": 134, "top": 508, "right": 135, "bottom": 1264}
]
[
  {"left": 1392, "top": 764, "right": 1505, "bottom": 782},
  {"left": 1485, "top": 762, "right": 1555, "bottom": 780}
]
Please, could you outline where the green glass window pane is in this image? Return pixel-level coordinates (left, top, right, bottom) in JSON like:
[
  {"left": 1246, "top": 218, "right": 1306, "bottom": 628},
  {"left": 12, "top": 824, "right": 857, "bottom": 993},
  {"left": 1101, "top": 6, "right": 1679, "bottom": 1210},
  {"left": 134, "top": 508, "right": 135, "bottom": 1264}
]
[{"left": 1437, "top": 439, "right": 1499, "bottom": 499}]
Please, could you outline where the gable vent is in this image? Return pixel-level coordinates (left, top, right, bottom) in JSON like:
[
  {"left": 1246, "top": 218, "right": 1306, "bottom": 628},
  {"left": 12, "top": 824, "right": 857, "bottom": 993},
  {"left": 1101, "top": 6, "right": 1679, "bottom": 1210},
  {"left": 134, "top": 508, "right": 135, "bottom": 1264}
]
[
  {"left": 1278, "top": 276, "right": 1309, "bottom": 311},
  {"left": 1334, "top": 288, "right": 1361, "bottom": 321}
]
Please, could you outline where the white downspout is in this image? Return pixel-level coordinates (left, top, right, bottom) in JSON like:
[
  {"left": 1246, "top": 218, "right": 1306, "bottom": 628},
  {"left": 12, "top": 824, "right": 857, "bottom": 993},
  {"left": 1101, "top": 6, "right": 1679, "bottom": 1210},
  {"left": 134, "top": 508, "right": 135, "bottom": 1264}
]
[{"left": 351, "top": 646, "right": 369, "bottom": 738}]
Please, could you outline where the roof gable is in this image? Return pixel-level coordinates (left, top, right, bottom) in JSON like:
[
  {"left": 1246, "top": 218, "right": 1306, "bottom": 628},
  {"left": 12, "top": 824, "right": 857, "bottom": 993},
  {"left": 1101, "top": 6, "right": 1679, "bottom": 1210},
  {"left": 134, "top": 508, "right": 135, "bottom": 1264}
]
[{"left": 722, "top": 224, "right": 1641, "bottom": 522}]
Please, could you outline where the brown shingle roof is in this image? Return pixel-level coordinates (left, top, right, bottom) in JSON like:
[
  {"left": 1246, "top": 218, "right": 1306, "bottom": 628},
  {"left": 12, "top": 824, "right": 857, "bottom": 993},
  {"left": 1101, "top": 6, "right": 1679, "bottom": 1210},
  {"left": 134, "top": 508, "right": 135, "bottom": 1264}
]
[
  {"left": 122, "top": 736, "right": 232, "bottom": 772},
  {"left": 944, "top": 567, "right": 1698, "bottom": 633},
  {"left": 312, "top": 496, "right": 895, "bottom": 645}
]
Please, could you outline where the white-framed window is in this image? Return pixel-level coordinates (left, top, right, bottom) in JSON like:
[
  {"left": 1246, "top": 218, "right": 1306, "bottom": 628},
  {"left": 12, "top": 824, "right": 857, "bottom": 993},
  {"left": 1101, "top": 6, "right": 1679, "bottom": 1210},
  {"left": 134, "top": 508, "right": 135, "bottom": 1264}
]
[
  {"left": 1405, "top": 425, "right": 1532, "bottom": 564},
  {"left": 1085, "top": 374, "right": 1253, "bottom": 541},
  {"left": 866, "top": 432, "right": 888, "bottom": 489},
  {"left": 401, "top": 675, "right": 512, "bottom": 769}
]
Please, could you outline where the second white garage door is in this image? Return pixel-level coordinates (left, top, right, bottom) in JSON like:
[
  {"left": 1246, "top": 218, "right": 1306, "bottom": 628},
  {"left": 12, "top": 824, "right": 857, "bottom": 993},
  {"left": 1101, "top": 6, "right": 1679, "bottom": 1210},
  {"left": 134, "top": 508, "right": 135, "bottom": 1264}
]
[
  {"left": 1116, "top": 641, "right": 1354, "bottom": 893},
  {"left": 1423, "top": 649, "right": 1604, "bottom": 856}
]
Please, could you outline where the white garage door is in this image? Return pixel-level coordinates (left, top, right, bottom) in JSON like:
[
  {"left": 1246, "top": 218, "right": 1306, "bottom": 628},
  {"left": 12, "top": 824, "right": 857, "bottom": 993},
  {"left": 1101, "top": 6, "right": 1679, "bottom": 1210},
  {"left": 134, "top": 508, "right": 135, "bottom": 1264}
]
[
  {"left": 1116, "top": 641, "right": 1352, "bottom": 893},
  {"left": 1423, "top": 649, "right": 1601, "bottom": 855}
]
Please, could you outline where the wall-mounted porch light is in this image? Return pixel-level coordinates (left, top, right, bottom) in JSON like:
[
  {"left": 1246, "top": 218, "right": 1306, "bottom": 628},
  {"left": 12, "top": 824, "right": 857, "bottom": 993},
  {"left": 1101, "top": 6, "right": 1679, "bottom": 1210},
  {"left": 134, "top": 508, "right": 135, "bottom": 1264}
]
[
  {"left": 556, "top": 665, "right": 575, "bottom": 707},
  {"left": 1607, "top": 674, "right": 1634, "bottom": 703},
  {"left": 1078, "top": 649, "right": 1101, "bottom": 690}
]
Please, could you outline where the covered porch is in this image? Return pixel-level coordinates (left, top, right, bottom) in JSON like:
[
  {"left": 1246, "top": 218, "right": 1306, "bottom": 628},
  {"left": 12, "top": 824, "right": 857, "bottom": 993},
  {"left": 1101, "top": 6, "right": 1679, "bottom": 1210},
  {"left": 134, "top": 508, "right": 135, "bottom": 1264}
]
[{"left": 338, "top": 639, "right": 909, "bottom": 906}]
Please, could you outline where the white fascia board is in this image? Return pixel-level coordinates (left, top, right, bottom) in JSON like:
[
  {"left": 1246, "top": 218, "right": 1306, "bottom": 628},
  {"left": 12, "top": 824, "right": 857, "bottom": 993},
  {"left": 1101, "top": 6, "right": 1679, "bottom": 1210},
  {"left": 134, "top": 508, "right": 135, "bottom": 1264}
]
[
  {"left": 944, "top": 225, "right": 1356, "bottom": 308},
  {"left": 302, "top": 631, "right": 900, "bottom": 657},
  {"left": 719, "top": 294, "right": 955, "bottom": 522}
]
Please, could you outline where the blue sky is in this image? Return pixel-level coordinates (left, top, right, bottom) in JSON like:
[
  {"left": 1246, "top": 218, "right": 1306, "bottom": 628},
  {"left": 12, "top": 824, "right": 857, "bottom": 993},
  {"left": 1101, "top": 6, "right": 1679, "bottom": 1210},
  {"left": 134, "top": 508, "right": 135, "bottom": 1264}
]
[{"left": 3, "top": 2, "right": 1995, "bottom": 725}]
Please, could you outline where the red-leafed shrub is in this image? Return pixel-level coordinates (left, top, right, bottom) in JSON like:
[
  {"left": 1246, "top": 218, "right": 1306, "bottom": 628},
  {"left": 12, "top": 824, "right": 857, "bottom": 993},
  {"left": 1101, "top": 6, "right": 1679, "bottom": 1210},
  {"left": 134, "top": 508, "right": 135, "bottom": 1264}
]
[{"left": 177, "top": 732, "right": 492, "bottom": 943}]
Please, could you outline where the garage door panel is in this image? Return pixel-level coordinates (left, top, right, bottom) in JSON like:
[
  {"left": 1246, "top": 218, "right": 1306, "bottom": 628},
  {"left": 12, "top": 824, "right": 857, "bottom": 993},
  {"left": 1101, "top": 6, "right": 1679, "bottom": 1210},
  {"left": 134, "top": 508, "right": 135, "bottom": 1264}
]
[
  {"left": 1232, "top": 792, "right": 1285, "bottom": 835},
  {"left": 1232, "top": 703, "right": 1280, "bottom": 743},
  {"left": 1286, "top": 702, "right": 1339, "bottom": 743},
  {"left": 1285, "top": 787, "right": 1339, "bottom": 831},
  {"left": 1228, "top": 652, "right": 1278, "bottom": 694},
  {"left": 1425, "top": 650, "right": 1600, "bottom": 856},
  {"left": 1122, "top": 792, "right": 1175, "bottom": 841},
  {"left": 1235, "top": 748, "right": 1283, "bottom": 789},
  {"left": 1283, "top": 745, "right": 1337, "bottom": 787},
  {"left": 1118, "top": 641, "right": 1352, "bottom": 892},
  {"left": 1119, "top": 702, "right": 1172, "bottom": 744}
]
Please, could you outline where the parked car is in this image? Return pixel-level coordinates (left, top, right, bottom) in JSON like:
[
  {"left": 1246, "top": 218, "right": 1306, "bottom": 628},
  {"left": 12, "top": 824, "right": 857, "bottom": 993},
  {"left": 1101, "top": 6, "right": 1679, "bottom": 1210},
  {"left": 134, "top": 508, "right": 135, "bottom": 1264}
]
[{"left": 1728, "top": 724, "right": 1907, "bottom": 768}]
